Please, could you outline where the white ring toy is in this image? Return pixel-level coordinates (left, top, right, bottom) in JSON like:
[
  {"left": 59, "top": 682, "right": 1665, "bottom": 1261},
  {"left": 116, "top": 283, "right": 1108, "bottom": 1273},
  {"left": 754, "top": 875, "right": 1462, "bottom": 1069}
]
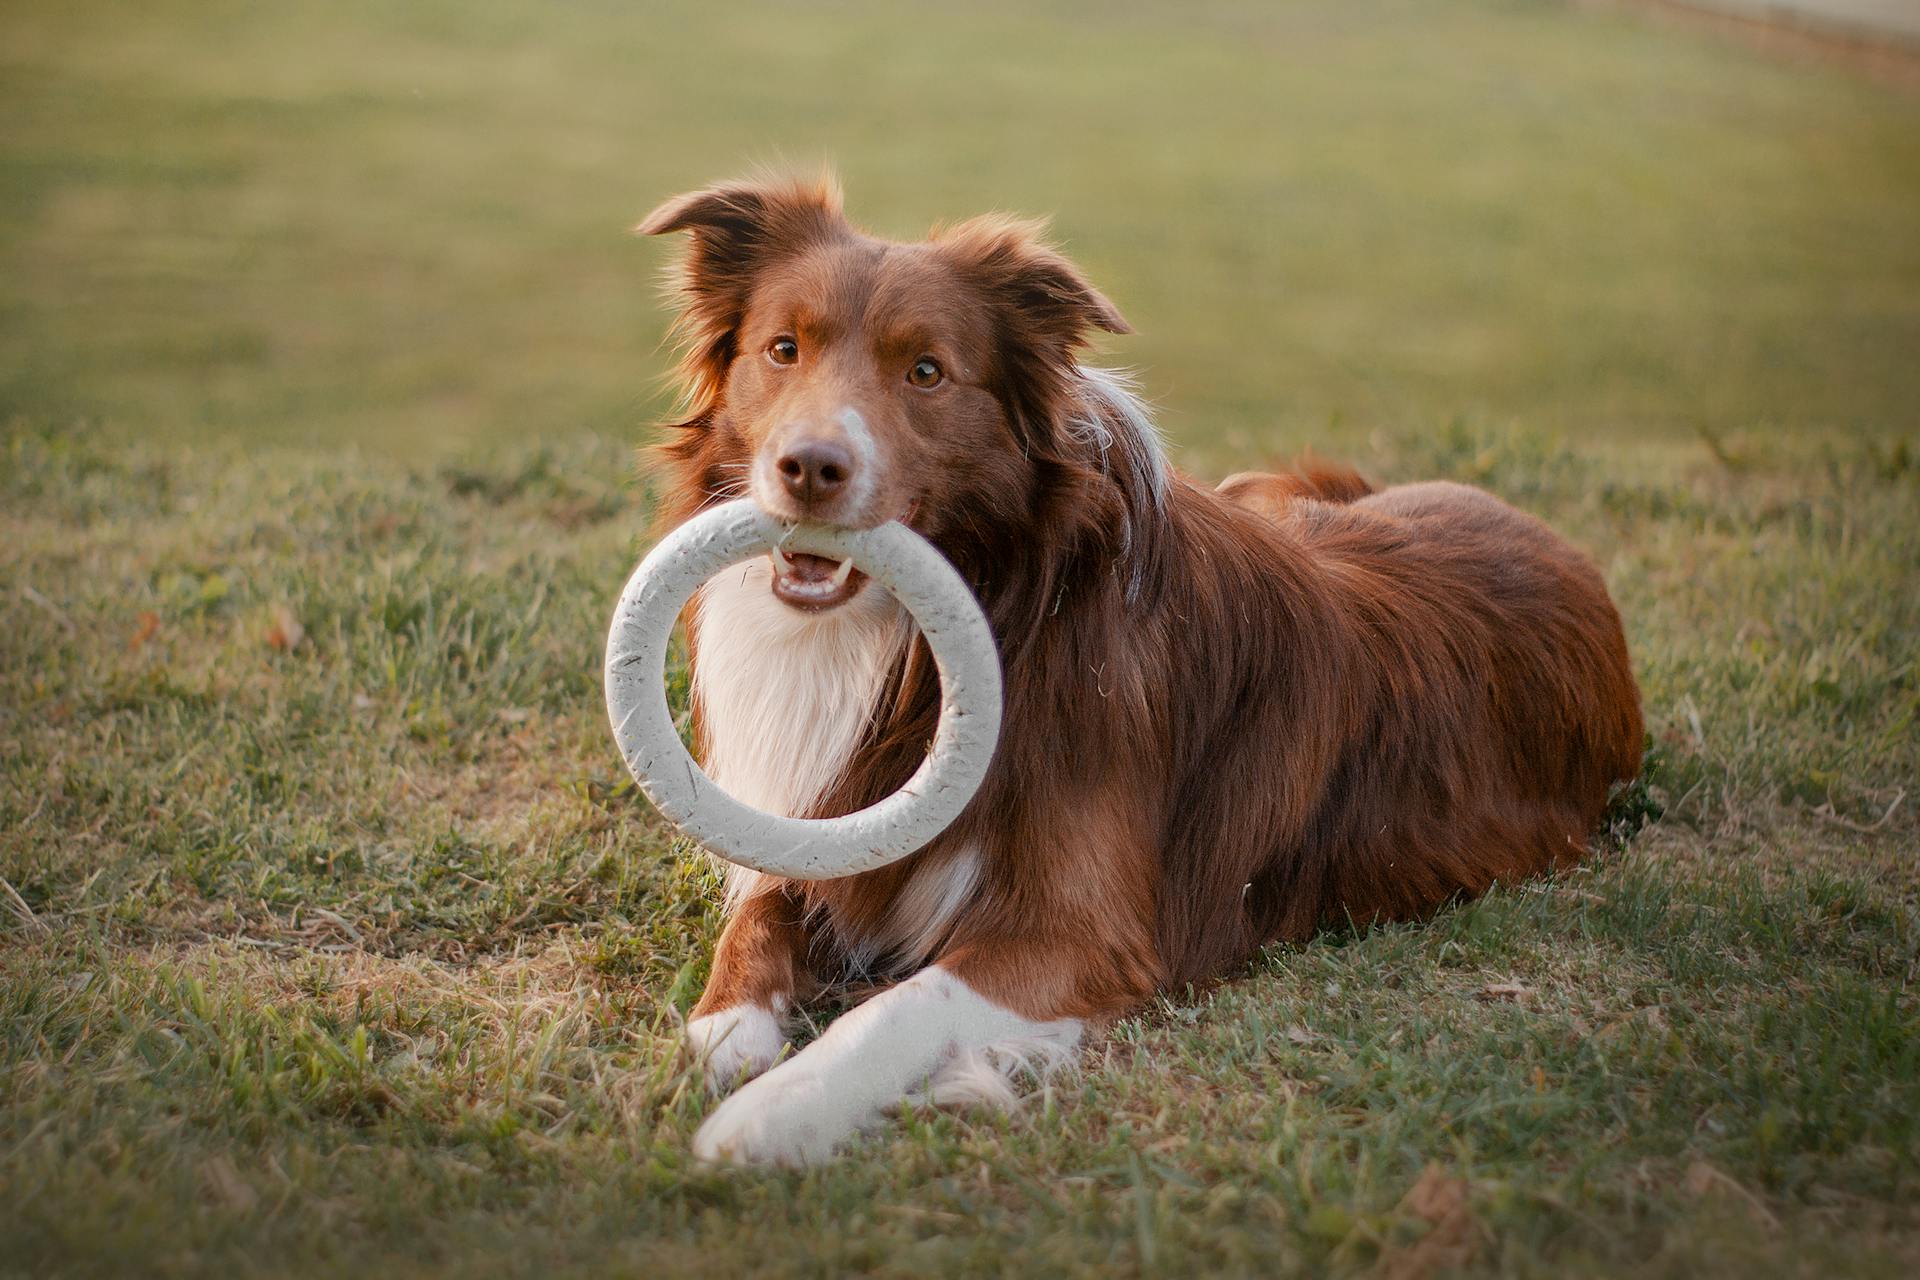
[{"left": 604, "top": 498, "right": 1003, "bottom": 880}]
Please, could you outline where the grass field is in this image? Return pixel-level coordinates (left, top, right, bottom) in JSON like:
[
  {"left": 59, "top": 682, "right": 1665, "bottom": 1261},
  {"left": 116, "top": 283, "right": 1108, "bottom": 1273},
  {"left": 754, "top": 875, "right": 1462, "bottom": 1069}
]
[{"left": 3, "top": 2, "right": 1918, "bottom": 1276}]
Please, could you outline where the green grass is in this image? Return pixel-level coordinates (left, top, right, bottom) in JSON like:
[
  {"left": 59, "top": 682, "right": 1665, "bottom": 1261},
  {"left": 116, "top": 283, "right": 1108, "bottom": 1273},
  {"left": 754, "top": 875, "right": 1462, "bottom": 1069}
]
[{"left": 3, "top": 2, "right": 1918, "bottom": 1276}]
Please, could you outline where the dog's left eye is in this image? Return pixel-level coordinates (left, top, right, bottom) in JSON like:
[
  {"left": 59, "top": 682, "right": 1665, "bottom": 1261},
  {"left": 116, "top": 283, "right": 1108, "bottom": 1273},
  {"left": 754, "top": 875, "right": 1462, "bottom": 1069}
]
[{"left": 907, "top": 358, "right": 943, "bottom": 388}]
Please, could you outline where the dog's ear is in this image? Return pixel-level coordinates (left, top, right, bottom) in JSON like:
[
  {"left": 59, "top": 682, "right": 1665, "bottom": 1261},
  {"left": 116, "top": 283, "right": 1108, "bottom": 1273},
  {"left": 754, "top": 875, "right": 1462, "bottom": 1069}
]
[
  {"left": 937, "top": 215, "right": 1130, "bottom": 446},
  {"left": 936, "top": 214, "right": 1131, "bottom": 350},
  {"left": 637, "top": 176, "right": 847, "bottom": 369}
]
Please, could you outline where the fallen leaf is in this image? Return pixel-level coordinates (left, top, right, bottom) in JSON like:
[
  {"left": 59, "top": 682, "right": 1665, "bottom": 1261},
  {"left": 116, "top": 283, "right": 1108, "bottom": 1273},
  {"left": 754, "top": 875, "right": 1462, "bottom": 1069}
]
[
  {"left": 130, "top": 611, "right": 160, "bottom": 650},
  {"left": 265, "top": 604, "right": 304, "bottom": 652},
  {"left": 1376, "top": 1164, "right": 1480, "bottom": 1280},
  {"left": 1682, "top": 1161, "right": 1716, "bottom": 1196},
  {"left": 1683, "top": 1160, "right": 1780, "bottom": 1232},
  {"left": 1402, "top": 1163, "right": 1467, "bottom": 1224}
]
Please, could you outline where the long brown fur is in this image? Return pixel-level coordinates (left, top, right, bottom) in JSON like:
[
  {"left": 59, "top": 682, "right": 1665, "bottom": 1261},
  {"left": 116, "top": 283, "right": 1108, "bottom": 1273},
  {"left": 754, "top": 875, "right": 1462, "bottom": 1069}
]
[{"left": 643, "top": 176, "right": 1643, "bottom": 1025}]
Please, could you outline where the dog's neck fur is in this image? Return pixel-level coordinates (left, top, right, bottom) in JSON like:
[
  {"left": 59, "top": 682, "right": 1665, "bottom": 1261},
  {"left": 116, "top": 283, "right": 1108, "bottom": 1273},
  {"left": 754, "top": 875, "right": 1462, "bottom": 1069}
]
[{"left": 685, "top": 367, "right": 1168, "bottom": 941}]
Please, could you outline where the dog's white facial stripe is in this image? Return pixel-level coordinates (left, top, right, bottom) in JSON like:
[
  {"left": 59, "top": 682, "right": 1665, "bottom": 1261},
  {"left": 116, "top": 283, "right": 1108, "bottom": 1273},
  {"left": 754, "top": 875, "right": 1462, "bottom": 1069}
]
[
  {"left": 837, "top": 405, "right": 880, "bottom": 519},
  {"left": 691, "top": 966, "right": 1081, "bottom": 1166},
  {"left": 746, "top": 407, "right": 886, "bottom": 523},
  {"left": 691, "top": 557, "right": 910, "bottom": 912}
]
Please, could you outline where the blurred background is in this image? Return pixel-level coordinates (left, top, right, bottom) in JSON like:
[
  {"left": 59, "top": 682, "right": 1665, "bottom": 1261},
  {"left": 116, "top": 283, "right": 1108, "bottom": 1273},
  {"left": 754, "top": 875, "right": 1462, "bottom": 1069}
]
[
  {"left": 4, "top": 0, "right": 1916, "bottom": 473},
  {"left": 5, "top": 8, "right": 1919, "bottom": 1271}
]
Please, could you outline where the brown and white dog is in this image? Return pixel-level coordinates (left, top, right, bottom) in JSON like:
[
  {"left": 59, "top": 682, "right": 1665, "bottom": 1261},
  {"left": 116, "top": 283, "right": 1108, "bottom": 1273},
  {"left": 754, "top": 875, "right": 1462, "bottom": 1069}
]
[{"left": 637, "top": 176, "right": 1643, "bottom": 1165}]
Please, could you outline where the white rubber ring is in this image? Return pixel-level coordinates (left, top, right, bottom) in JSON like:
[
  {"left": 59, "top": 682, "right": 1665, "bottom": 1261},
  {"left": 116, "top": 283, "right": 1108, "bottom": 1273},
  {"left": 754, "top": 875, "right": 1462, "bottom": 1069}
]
[{"left": 604, "top": 498, "right": 1003, "bottom": 880}]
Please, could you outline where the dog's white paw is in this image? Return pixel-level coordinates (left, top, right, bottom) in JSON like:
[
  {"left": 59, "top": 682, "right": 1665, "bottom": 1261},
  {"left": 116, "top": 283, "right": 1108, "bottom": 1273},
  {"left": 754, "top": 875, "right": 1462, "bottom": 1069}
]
[
  {"left": 685, "top": 1005, "right": 786, "bottom": 1092},
  {"left": 692, "top": 1066, "right": 875, "bottom": 1167}
]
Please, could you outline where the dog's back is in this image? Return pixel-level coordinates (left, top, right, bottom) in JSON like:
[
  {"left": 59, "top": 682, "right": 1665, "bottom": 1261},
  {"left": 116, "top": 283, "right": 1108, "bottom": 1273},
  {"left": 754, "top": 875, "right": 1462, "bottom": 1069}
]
[{"left": 1168, "top": 473, "right": 1643, "bottom": 973}]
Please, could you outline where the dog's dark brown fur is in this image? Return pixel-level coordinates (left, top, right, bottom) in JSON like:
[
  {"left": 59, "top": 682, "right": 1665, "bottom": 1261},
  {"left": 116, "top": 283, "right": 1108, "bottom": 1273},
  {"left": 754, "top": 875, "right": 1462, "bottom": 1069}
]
[{"left": 644, "top": 176, "right": 1643, "bottom": 1025}]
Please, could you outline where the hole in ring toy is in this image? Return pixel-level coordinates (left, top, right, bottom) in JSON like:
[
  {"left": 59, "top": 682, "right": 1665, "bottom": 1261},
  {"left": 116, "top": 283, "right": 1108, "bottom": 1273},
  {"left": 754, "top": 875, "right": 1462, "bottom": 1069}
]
[{"left": 604, "top": 498, "right": 1004, "bottom": 879}]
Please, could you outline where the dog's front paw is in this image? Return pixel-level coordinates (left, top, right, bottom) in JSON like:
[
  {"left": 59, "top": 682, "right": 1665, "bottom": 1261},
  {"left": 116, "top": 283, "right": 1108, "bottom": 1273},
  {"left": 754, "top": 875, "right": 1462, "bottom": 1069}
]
[
  {"left": 692, "top": 1066, "right": 874, "bottom": 1167},
  {"left": 685, "top": 1005, "right": 786, "bottom": 1093}
]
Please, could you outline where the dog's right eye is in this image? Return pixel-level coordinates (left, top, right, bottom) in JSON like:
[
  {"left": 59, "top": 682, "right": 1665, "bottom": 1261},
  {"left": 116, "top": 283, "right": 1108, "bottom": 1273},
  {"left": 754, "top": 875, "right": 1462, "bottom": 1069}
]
[{"left": 767, "top": 337, "right": 799, "bottom": 366}]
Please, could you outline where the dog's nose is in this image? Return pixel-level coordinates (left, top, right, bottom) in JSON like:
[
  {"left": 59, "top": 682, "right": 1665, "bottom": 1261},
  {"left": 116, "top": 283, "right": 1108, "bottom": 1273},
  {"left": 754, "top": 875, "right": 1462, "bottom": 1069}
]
[{"left": 776, "top": 439, "right": 854, "bottom": 507}]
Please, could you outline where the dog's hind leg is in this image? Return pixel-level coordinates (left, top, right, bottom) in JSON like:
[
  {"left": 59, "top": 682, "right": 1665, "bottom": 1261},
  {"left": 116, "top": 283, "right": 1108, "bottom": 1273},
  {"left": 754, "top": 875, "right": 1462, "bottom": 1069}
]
[{"left": 1218, "top": 461, "right": 1373, "bottom": 521}]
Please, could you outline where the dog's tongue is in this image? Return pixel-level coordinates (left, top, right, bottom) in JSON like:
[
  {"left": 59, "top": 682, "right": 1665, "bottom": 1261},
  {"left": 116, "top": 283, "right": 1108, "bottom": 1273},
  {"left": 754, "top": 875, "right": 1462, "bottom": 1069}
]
[
  {"left": 769, "top": 549, "right": 864, "bottom": 611},
  {"left": 784, "top": 552, "right": 840, "bottom": 583}
]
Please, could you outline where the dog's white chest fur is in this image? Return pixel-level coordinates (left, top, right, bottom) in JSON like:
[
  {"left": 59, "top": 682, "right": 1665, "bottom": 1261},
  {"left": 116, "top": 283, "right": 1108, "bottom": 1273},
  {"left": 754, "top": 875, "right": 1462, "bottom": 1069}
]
[
  {"left": 691, "top": 556, "right": 908, "bottom": 821},
  {"left": 691, "top": 558, "right": 903, "bottom": 901},
  {"left": 690, "top": 557, "right": 983, "bottom": 965}
]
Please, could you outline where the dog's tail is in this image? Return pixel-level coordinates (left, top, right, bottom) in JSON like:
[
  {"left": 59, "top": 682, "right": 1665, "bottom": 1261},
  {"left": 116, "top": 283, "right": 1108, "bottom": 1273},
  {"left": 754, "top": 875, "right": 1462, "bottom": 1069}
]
[{"left": 1217, "top": 460, "right": 1373, "bottom": 522}]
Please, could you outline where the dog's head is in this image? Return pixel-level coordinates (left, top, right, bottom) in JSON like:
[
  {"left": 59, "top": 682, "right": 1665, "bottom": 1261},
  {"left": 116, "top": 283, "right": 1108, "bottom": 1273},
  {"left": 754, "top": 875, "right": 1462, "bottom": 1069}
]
[{"left": 641, "top": 175, "right": 1137, "bottom": 612}]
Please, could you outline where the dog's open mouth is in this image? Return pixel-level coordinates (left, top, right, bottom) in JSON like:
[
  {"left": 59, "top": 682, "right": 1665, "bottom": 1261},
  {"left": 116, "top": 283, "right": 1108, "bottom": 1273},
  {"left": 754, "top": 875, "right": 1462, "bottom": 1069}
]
[{"left": 769, "top": 549, "right": 867, "bottom": 611}]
